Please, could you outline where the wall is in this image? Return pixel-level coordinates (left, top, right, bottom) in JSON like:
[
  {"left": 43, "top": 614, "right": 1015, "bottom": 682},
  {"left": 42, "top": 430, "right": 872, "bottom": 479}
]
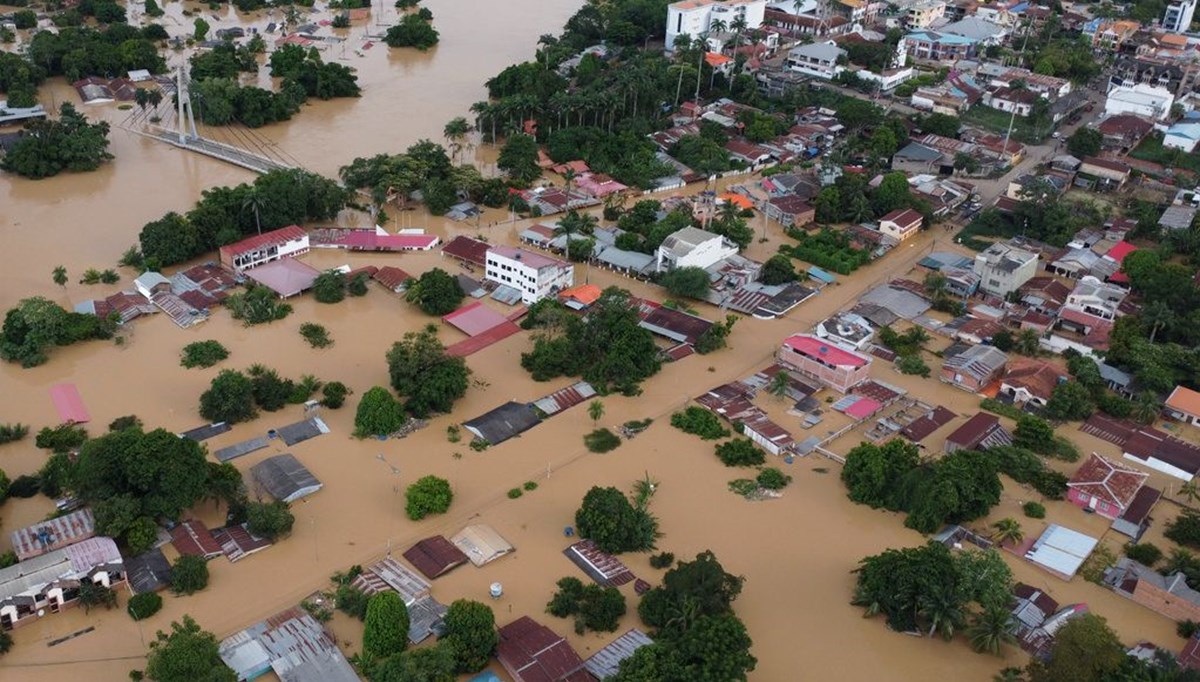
[{"left": 1130, "top": 579, "right": 1200, "bottom": 623}]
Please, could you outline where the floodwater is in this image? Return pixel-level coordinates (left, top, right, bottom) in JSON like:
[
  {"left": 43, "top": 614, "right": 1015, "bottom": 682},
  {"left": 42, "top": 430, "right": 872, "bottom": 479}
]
[{"left": 0, "top": 4, "right": 1184, "bottom": 681}]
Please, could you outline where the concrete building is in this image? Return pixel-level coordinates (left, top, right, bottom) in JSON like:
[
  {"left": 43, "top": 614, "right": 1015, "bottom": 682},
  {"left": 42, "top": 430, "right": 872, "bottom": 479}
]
[
  {"left": 1106, "top": 558, "right": 1200, "bottom": 623},
  {"left": 905, "top": 0, "right": 946, "bottom": 28},
  {"left": 219, "top": 225, "right": 310, "bottom": 272},
  {"left": 0, "top": 537, "right": 125, "bottom": 629},
  {"left": 1104, "top": 83, "right": 1175, "bottom": 121},
  {"left": 1163, "top": 0, "right": 1197, "bottom": 33},
  {"left": 784, "top": 41, "right": 846, "bottom": 79},
  {"left": 485, "top": 246, "right": 574, "bottom": 305},
  {"left": 902, "top": 29, "right": 978, "bottom": 62},
  {"left": 655, "top": 226, "right": 740, "bottom": 272},
  {"left": 1067, "top": 453, "right": 1150, "bottom": 520},
  {"left": 941, "top": 343, "right": 1008, "bottom": 392},
  {"left": 666, "top": 0, "right": 767, "bottom": 51},
  {"left": 776, "top": 334, "right": 872, "bottom": 393},
  {"left": 1064, "top": 276, "right": 1126, "bottom": 321},
  {"left": 878, "top": 208, "right": 923, "bottom": 241},
  {"left": 1165, "top": 113, "right": 1200, "bottom": 152},
  {"left": 973, "top": 242, "right": 1038, "bottom": 296},
  {"left": 1166, "top": 386, "right": 1200, "bottom": 428}
]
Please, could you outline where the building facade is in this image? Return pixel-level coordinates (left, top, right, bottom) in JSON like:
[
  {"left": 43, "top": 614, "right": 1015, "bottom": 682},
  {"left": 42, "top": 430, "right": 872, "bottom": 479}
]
[
  {"left": 776, "top": 334, "right": 872, "bottom": 393},
  {"left": 879, "top": 208, "right": 923, "bottom": 241},
  {"left": 1164, "top": 0, "right": 1197, "bottom": 33},
  {"left": 485, "top": 247, "right": 574, "bottom": 305},
  {"left": 218, "top": 225, "right": 310, "bottom": 272},
  {"left": 784, "top": 41, "right": 846, "bottom": 80},
  {"left": 902, "top": 30, "right": 978, "bottom": 62},
  {"left": 0, "top": 537, "right": 125, "bottom": 630},
  {"left": 973, "top": 242, "right": 1038, "bottom": 296},
  {"left": 655, "top": 226, "right": 740, "bottom": 272},
  {"left": 666, "top": 0, "right": 766, "bottom": 51}
]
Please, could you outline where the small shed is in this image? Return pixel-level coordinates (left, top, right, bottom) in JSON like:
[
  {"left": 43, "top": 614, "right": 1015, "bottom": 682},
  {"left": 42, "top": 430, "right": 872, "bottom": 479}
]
[
  {"left": 125, "top": 548, "right": 172, "bottom": 594},
  {"left": 350, "top": 557, "right": 430, "bottom": 605},
  {"left": 452, "top": 524, "right": 515, "bottom": 567},
  {"left": 251, "top": 454, "right": 323, "bottom": 503},
  {"left": 403, "top": 536, "right": 469, "bottom": 579},
  {"left": 49, "top": 384, "right": 90, "bottom": 425}
]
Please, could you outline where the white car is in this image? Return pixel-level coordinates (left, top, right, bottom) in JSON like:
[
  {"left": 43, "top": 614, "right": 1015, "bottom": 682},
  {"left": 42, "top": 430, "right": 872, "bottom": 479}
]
[{"left": 1052, "top": 131, "right": 1061, "bottom": 139}]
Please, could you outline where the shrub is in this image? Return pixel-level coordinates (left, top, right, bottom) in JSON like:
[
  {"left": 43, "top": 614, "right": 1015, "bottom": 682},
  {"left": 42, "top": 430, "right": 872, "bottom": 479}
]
[
  {"left": 523, "top": 481, "right": 538, "bottom": 491},
  {"left": 507, "top": 488, "right": 523, "bottom": 499},
  {"left": 0, "top": 552, "right": 16, "bottom": 568},
  {"left": 354, "top": 386, "right": 407, "bottom": 437},
  {"left": 171, "top": 555, "right": 210, "bottom": 595},
  {"left": 8, "top": 475, "right": 40, "bottom": 498},
  {"left": 35, "top": 424, "right": 88, "bottom": 452},
  {"left": 364, "top": 591, "right": 409, "bottom": 659},
  {"left": 583, "top": 428, "right": 621, "bottom": 453},
  {"left": 227, "top": 285, "right": 292, "bottom": 325},
  {"left": 0, "top": 423, "right": 29, "bottom": 444},
  {"left": 108, "top": 415, "right": 142, "bottom": 432},
  {"left": 335, "top": 583, "right": 369, "bottom": 620},
  {"left": 1180, "top": 620, "right": 1200, "bottom": 639},
  {"left": 128, "top": 592, "right": 163, "bottom": 620},
  {"left": 649, "top": 552, "right": 675, "bottom": 569},
  {"left": 756, "top": 467, "right": 792, "bottom": 490},
  {"left": 715, "top": 439, "right": 765, "bottom": 467},
  {"left": 245, "top": 500, "right": 294, "bottom": 540},
  {"left": 300, "top": 323, "right": 333, "bottom": 348},
  {"left": 1125, "top": 543, "right": 1163, "bottom": 568},
  {"left": 670, "top": 406, "right": 730, "bottom": 440},
  {"left": 1022, "top": 501, "right": 1046, "bottom": 519},
  {"left": 313, "top": 271, "right": 347, "bottom": 304},
  {"left": 1168, "top": 510, "right": 1200, "bottom": 550},
  {"left": 896, "top": 354, "right": 930, "bottom": 377},
  {"left": 544, "top": 576, "right": 626, "bottom": 633},
  {"left": 405, "top": 475, "right": 452, "bottom": 520},
  {"left": 321, "top": 381, "right": 349, "bottom": 409}
]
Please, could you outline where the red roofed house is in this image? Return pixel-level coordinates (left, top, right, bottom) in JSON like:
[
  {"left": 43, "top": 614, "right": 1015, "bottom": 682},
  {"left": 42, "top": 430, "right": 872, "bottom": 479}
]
[
  {"left": 879, "top": 208, "right": 923, "bottom": 242},
  {"left": 944, "top": 412, "right": 1013, "bottom": 453},
  {"left": 485, "top": 246, "right": 574, "bottom": 305},
  {"left": 777, "top": 334, "right": 872, "bottom": 393},
  {"left": 1067, "top": 453, "right": 1149, "bottom": 520},
  {"left": 765, "top": 195, "right": 815, "bottom": 228},
  {"left": 574, "top": 173, "right": 627, "bottom": 199},
  {"left": 219, "top": 225, "right": 310, "bottom": 272},
  {"left": 1166, "top": 386, "right": 1200, "bottom": 428},
  {"left": 705, "top": 51, "right": 735, "bottom": 76},
  {"left": 1000, "top": 360, "right": 1064, "bottom": 407},
  {"left": 441, "top": 235, "right": 491, "bottom": 267},
  {"left": 496, "top": 616, "right": 593, "bottom": 682}
]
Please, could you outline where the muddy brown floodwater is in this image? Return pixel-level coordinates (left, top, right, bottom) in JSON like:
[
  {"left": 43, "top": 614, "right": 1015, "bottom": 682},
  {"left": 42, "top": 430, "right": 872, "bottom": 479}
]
[{"left": 0, "top": 3, "right": 1184, "bottom": 681}]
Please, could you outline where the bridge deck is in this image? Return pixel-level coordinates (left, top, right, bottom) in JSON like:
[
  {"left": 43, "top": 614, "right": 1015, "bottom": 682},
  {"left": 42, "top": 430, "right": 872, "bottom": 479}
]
[{"left": 140, "top": 130, "right": 293, "bottom": 174}]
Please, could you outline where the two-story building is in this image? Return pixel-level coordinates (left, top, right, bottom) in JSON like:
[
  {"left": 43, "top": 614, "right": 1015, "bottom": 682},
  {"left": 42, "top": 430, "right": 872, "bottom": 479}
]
[
  {"left": 484, "top": 246, "right": 574, "bottom": 305},
  {"left": 902, "top": 30, "right": 978, "bottom": 62},
  {"left": 666, "top": 0, "right": 767, "bottom": 51},
  {"left": 1104, "top": 83, "right": 1175, "bottom": 121},
  {"left": 776, "top": 334, "right": 872, "bottom": 393},
  {"left": 1163, "top": 0, "right": 1197, "bottom": 33},
  {"left": 904, "top": 0, "right": 946, "bottom": 28},
  {"left": 655, "top": 226, "right": 740, "bottom": 272},
  {"left": 973, "top": 242, "right": 1038, "bottom": 296},
  {"left": 784, "top": 41, "right": 846, "bottom": 80},
  {"left": 878, "top": 208, "right": 924, "bottom": 242},
  {"left": 1064, "top": 276, "right": 1127, "bottom": 321},
  {"left": 218, "top": 225, "right": 310, "bottom": 272}
]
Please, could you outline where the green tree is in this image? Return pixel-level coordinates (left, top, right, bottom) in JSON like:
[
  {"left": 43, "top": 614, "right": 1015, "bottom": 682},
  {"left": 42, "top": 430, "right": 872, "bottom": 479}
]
[
  {"left": 0, "top": 104, "right": 112, "bottom": 179},
  {"left": 313, "top": 271, "right": 347, "bottom": 304},
  {"left": 1026, "top": 614, "right": 1125, "bottom": 682},
  {"left": 363, "top": 591, "right": 409, "bottom": 659},
  {"left": 637, "top": 550, "right": 744, "bottom": 632},
  {"left": 715, "top": 439, "right": 765, "bottom": 467},
  {"left": 353, "top": 386, "right": 407, "bottom": 437},
  {"left": 128, "top": 592, "right": 163, "bottom": 621},
  {"left": 1066, "top": 127, "right": 1102, "bottom": 158},
  {"left": 384, "top": 13, "right": 439, "bottom": 49},
  {"left": 193, "top": 17, "right": 210, "bottom": 41},
  {"left": 871, "top": 172, "right": 912, "bottom": 217},
  {"left": 588, "top": 399, "right": 605, "bottom": 424},
  {"left": 386, "top": 327, "right": 470, "bottom": 417},
  {"left": 143, "top": 616, "right": 235, "bottom": 682},
  {"left": 921, "top": 113, "right": 961, "bottom": 137},
  {"left": 199, "top": 370, "right": 257, "bottom": 424},
  {"left": 170, "top": 555, "right": 210, "bottom": 595},
  {"left": 1044, "top": 380, "right": 1095, "bottom": 421},
  {"left": 991, "top": 518, "right": 1024, "bottom": 547},
  {"left": 245, "top": 501, "right": 294, "bottom": 540},
  {"left": 575, "top": 486, "right": 659, "bottom": 554},
  {"left": 1013, "top": 414, "right": 1056, "bottom": 454},
  {"left": 660, "top": 266, "right": 711, "bottom": 299},
  {"left": 405, "top": 475, "right": 453, "bottom": 520},
  {"left": 441, "top": 599, "right": 498, "bottom": 674},
  {"left": 52, "top": 266, "right": 68, "bottom": 289},
  {"left": 968, "top": 607, "right": 1017, "bottom": 656},
  {"left": 373, "top": 644, "right": 456, "bottom": 682},
  {"left": 841, "top": 439, "right": 920, "bottom": 509},
  {"left": 852, "top": 542, "right": 961, "bottom": 634},
  {"left": 404, "top": 268, "right": 464, "bottom": 316},
  {"left": 181, "top": 340, "right": 229, "bottom": 369},
  {"left": 497, "top": 133, "right": 541, "bottom": 186},
  {"left": 759, "top": 255, "right": 797, "bottom": 285}
]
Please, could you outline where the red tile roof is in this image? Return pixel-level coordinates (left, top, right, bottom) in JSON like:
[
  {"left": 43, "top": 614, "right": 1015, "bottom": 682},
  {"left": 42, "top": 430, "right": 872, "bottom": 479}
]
[
  {"left": 1002, "top": 360, "right": 1063, "bottom": 401},
  {"left": 170, "top": 520, "right": 224, "bottom": 559},
  {"left": 403, "top": 536, "right": 469, "bottom": 579},
  {"left": 497, "top": 617, "right": 591, "bottom": 682},
  {"left": 881, "top": 208, "right": 923, "bottom": 230},
  {"left": 373, "top": 266, "right": 412, "bottom": 290},
  {"left": 781, "top": 334, "right": 870, "bottom": 368},
  {"left": 441, "top": 235, "right": 491, "bottom": 266},
  {"left": 1167, "top": 386, "right": 1200, "bottom": 418},
  {"left": 218, "top": 225, "right": 307, "bottom": 259},
  {"left": 1068, "top": 453, "right": 1149, "bottom": 510}
]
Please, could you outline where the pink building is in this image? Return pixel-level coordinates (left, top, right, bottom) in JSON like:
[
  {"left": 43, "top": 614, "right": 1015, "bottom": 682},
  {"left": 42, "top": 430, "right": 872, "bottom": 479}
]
[
  {"left": 1066, "top": 453, "right": 1149, "bottom": 520},
  {"left": 776, "top": 334, "right": 871, "bottom": 393}
]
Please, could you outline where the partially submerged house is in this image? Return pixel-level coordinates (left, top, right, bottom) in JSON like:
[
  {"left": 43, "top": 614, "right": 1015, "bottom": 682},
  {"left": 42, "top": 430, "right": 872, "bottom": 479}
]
[
  {"left": 402, "top": 536, "right": 469, "bottom": 579},
  {"left": 1025, "top": 524, "right": 1099, "bottom": 580},
  {"left": 564, "top": 539, "right": 634, "bottom": 587},
  {"left": 251, "top": 454, "right": 323, "bottom": 503},
  {"left": 941, "top": 344, "right": 1007, "bottom": 392},
  {"left": 245, "top": 259, "right": 322, "bottom": 299},
  {"left": 999, "top": 360, "right": 1063, "bottom": 407},
  {"left": 219, "top": 225, "right": 310, "bottom": 272},
  {"left": 124, "top": 548, "right": 172, "bottom": 595},
  {"left": 461, "top": 402, "right": 542, "bottom": 445},
  {"left": 10, "top": 508, "right": 95, "bottom": 562},
  {"left": 0, "top": 537, "right": 125, "bottom": 629},
  {"left": 452, "top": 524, "right": 514, "bottom": 567},
  {"left": 1106, "top": 558, "right": 1200, "bottom": 623},
  {"left": 944, "top": 412, "right": 1012, "bottom": 453},
  {"left": 1112, "top": 486, "right": 1162, "bottom": 541},
  {"left": 496, "top": 616, "right": 592, "bottom": 682},
  {"left": 170, "top": 519, "right": 225, "bottom": 560},
  {"left": 776, "top": 334, "right": 872, "bottom": 393},
  {"left": 219, "top": 606, "right": 358, "bottom": 682},
  {"left": 1066, "top": 454, "right": 1149, "bottom": 520},
  {"left": 583, "top": 629, "right": 654, "bottom": 680}
]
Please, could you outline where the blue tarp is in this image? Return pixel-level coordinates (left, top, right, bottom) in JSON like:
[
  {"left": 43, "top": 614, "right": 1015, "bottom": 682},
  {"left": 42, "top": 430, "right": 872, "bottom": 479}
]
[{"left": 807, "top": 266, "right": 836, "bottom": 284}]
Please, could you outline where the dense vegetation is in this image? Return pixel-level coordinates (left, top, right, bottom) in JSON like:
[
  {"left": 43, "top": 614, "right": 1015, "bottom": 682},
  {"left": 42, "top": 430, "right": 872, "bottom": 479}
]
[
  {"left": 404, "top": 268, "right": 464, "bottom": 315},
  {"left": 353, "top": 386, "right": 408, "bottom": 437},
  {"left": 180, "top": 340, "right": 230, "bottom": 369},
  {"left": 386, "top": 327, "right": 470, "bottom": 417},
  {"left": 138, "top": 169, "right": 347, "bottom": 268},
  {"left": 546, "top": 576, "right": 626, "bottom": 633},
  {"left": 141, "top": 616, "right": 235, "bottom": 682},
  {"left": 339, "top": 140, "right": 510, "bottom": 216},
  {"left": 575, "top": 485, "right": 658, "bottom": 554},
  {"left": 404, "top": 475, "right": 452, "bottom": 520},
  {"left": 521, "top": 287, "right": 661, "bottom": 394},
  {"left": 842, "top": 439, "right": 1002, "bottom": 533},
  {"left": 1, "top": 297, "right": 114, "bottom": 367},
  {"left": 1, "top": 104, "right": 113, "bottom": 179},
  {"left": 385, "top": 12, "right": 439, "bottom": 49},
  {"left": 670, "top": 406, "right": 731, "bottom": 440}
]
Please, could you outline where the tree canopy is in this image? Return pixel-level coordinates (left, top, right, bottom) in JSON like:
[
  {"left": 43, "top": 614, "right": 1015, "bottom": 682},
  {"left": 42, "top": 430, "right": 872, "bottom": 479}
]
[
  {"left": 404, "top": 268, "right": 464, "bottom": 316},
  {"left": 364, "top": 591, "right": 410, "bottom": 659},
  {"left": 199, "top": 370, "right": 257, "bottom": 424},
  {"left": 441, "top": 599, "right": 498, "bottom": 674},
  {"left": 385, "top": 12, "right": 439, "bottom": 49},
  {"left": 353, "top": 386, "right": 408, "bottom": 438},
  {"left": 385, "top": 327, "right": 470, "bottom": 418},
  {"left": 659, "top": 266, "right": 711, "bottom": 299},
  {"left": 1, "top": 104, "right": 112, "bottom": 179},
  {"left": 143, "top": 616, "right": 236, "bottom": 682},
  {"left": 575, "top": 486, "right": 659, "bottom": 554},
  {"left": 1, "top": 296, "right": 113, "bottom": 367},
  {"left": 405, "top": 475, "right": 453, "bottom": 521},
  {"left": 1026, "top": 613, "right": 1126, "bottom": 682}
]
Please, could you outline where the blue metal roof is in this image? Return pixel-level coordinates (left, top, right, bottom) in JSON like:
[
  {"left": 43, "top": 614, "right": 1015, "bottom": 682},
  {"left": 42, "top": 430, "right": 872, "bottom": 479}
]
[{"left": 807, "top": 266, "right": 836, "bottom": 283}]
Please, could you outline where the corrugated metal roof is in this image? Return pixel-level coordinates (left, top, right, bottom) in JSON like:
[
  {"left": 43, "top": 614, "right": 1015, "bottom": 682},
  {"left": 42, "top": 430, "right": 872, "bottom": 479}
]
[
  {"left": 533, "top": 382, "right": 597, "bottom": 417},
  {"left": 11, "top": 508, "right": 96, "bottom": 561},
  {"left": 583, "top": 629, "right": 654, "bottom": 680}
]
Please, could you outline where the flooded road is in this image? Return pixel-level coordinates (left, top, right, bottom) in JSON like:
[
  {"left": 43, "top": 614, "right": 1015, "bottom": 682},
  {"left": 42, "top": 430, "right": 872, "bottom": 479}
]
[{"left": 0, "top": 4, "right": 1186, "bottom": 682}]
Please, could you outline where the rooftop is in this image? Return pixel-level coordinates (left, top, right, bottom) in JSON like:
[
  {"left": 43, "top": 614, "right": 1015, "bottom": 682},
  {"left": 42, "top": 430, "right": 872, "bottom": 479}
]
[
  {"left": 219, "top": 225, "right": 307, "bottom": 259},
  {"left": 489, "top": 245, "right": 570, "bottom": 271},
  {"left": 244, "top": 259, "right": 321, "bottom": 298},
  {"left": 1167, "top": 386, "right": 1200, "bottom": 417},
  {"left": 781, "top": 334, "right": 870, "bottom": 368},
  {"left": 1068, "top": 453, "right": 1149, "bottom": 510}
]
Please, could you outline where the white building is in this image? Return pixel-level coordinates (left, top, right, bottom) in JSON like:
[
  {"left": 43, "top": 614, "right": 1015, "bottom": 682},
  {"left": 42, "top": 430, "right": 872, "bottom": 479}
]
[
  {"left": 905, "top": 0, "right": 946, "bottom": 28},
  {"left": 1164, "top": 0, "right": 1197, "bottom": 33},
  {"left": 1165, "top": 116, "right": 1200, "bottom": 152},
  {"left": 1064, "top": 276, "right": 1127, "bottom": 321},
  {"left": 973, "top": 242, "right": 1038, "bottom": 296},
  {"left": 218, "top": 225, "right": 311, "bottom": 272},
  {"left": 784, "top": 41, "right": 846, "bottom": 80},
  {"left": 666, "top": 0, "right": 767, "bottom": 51},
  {"left": 1105, "top": 83, "right": 1175, "bottom": 121},
  {"left": 879, "top": 208, "right": 924, "bottom": 242},
  {"left": 484, "top": 246, "right": 574, "bottom": 305},
  {"left": 655, "top": 226, "right": 740, "bottom": 272}
]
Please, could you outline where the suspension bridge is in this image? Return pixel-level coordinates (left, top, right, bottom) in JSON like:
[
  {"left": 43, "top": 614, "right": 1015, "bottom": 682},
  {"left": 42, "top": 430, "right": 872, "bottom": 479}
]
[{"left": 120, "top": 63, "right": 304, "bottom": 174}]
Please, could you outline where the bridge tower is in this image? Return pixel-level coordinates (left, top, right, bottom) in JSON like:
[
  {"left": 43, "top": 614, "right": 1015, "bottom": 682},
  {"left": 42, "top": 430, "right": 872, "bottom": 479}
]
[{"left": 175, "top": 60, "right": 198, "bottom": 144}]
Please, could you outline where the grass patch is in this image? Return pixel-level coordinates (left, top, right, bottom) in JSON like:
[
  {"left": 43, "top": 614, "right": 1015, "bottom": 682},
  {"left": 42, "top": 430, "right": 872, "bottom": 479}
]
[
  {"left": 300, "top": 323, "right": 333, "bottom": 349},
  {"left": 961, "top": 104, "right": 1048, "bottom": 144},
  {"left": 980, "top": 398, "right": 1023, "bottom": 421},
  {"left": 180, "top": 340, "right": 229, "bottom": 369},
  {"left": 1130, "top": 133, "right": 1200, "bottom": 175},
  {"left": 583, "top": 428, "right": 621, "bottom": 453},
  {"left": 507, "top": 488, "right": 523, "bottom": 499}
]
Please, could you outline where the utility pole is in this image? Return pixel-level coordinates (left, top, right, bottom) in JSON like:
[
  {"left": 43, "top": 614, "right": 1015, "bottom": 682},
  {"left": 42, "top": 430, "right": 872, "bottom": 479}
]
[{"left": 1002, "top": 24, "right": 1033, "bottom": 167}]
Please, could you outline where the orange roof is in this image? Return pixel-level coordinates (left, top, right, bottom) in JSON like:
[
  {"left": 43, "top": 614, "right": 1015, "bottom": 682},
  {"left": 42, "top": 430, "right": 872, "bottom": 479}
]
[
  {"left": 705, "top": 52, "right": 734, "bottom": 67},
  {"left": 1167, "top": 386, "right": 1200, "bottom": 417},
  {"left": 559, "top": 284, "right": 602, "bottom": 305},
  {"left": 719, "top": 193, "right": 753, "bottom": 209}
]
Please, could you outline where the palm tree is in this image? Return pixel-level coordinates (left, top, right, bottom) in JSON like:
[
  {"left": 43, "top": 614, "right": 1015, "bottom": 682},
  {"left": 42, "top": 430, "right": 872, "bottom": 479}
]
[
  {"left": 1132, "top": 392, "right": 1161, "bottom": 425},
  {"left": 1164, "top": 548, "right": 1198, "bottom": 576},
  {"left": 241, "top": 187, "right": 265, "bottom": 236},
  {"left": 991, "top": 518, "right": 1024, "bottom": 547},
  {"left": 1014, "top": 329, "right": 1041, "bottom": 356},
  {"left": 918, "top": 590, "right": 965, "bottom": 640},
  {"left": 1142, "top": 300, "right": 1175, "bottom": 344},
  {"left": 52, "top": 265, "right": 68, "bottom": 289},
  {"left": 1180, "top": 481, "right": 1200, "bottom": 507},
  {"left": 633, "top": 472, "right": 658, "bottom": 510},
  {"left": 968, "top": 607, "right": 1017, "bottom": 656},
  {"left": 443, "top": 116, "right": 472, "bottom": 164},
  {"left": 588, "top": 399, "right": 604, "bottom": 425},
  {"left": 562, "top": 167, "right": 578, "bottom": 198},
  {"left": 768, "top": 371, "right": 790, "bottom": 399}
]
